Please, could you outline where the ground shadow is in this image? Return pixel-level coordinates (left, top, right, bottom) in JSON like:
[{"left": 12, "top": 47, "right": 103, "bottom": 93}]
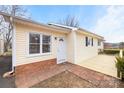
[{"left": 0, "top": 56, "right": 15, "bottom": 88}]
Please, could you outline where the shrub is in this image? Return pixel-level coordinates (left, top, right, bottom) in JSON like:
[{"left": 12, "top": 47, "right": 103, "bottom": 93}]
[
  {"left": 103, "top": 49, "right": 124, "bottom": 56},
  {"left": 103, "top": 49, "right": 119, "bottom": 55},
  {"left": 115, "top": 56, "right": 124, "bottom": 80}
]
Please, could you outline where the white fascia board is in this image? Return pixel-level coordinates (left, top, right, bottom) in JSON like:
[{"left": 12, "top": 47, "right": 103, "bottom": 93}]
[{"left": 48, "top": 23, "right": 78, "bottom": 31}]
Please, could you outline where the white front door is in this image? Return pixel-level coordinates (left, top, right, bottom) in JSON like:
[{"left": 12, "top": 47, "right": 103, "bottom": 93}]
[{"left": 57, "top": 37, "right": 67, "bottom": 64}]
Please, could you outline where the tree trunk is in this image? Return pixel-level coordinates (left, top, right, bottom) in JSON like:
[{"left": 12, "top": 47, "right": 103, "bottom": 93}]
[{"left": 4, "top": 42, "right": 9, "bottom": 52}]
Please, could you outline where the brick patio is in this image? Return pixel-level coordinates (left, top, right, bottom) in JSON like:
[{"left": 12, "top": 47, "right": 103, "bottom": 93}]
[{"left": 15, "top": 60, "right": 123, "bottom": 88}]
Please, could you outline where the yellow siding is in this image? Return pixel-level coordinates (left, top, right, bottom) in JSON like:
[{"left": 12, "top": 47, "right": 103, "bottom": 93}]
[
  {"left": 66, "top": 31, "right": 75, "bottom": 63},
  {"left": 15, "top": 23, "right": 66, "bottom": 66},
  {"left": 75, "top": 32, "right": 99, "bottom": 63},
  {"left": 15, "top": 22, "right": 103, "bottom": 66}
]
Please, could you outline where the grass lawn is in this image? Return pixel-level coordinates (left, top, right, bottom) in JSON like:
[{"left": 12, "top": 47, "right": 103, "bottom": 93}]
[{"left": 31, "top": 71, "right": 96, "bottom": 88}]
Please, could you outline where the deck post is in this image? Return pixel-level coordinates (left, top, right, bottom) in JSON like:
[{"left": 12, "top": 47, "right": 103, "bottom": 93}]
[{"left": 119, "top": 49, "right": 123, "bottom": 58}]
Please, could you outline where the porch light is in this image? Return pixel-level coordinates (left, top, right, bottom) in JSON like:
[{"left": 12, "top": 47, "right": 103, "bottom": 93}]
[{"left": 55, "top": 37, "right": 57, "bottom": 40}]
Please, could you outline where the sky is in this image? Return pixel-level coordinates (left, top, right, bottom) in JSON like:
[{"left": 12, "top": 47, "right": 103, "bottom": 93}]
[{"left": 25, "top": 5, "right": 124, "bottom": 43}]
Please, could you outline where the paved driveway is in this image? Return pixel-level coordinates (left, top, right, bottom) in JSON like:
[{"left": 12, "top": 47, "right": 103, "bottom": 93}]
[
  {"left": 77, "top": 54, "right": 117, "bottom": 78},
  {"left": 0, "top": 56, "right": 15, "bottom": 88}
]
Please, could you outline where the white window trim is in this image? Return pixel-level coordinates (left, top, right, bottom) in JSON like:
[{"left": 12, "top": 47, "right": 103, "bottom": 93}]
[{"left": 27, "top": 32, "right": 52, "bottom": 57}]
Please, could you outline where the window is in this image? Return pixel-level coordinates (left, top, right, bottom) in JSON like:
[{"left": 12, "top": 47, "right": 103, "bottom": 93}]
[
  {"left": 91, "top": 38, "right": 93, "bottom": 46},
  {"left": 29, "top": 33, "right": 40, "bottom": 54},
  {"left": 42, "top": 35, "right": 51, "bottom": 53},
  {"left": 98, "top": 40, "right": 101, "bottom": 46},
  {"left": 28, "top": 33, "right": 51, "bottom": 55},
  {"left": 85, "top": 37, "right": 88, "bottom": 46}
]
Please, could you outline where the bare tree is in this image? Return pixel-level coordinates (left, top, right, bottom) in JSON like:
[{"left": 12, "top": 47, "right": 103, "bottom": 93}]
[
  {"left": 0, "top": 5, "right": 30, "bottom": 52},
  {"left": 0, "top": 5, "right": 30, "bottom": 18},
  {"left": 0, "top": 14, "right": 5, "bottom": 36},
  {"left": 58, "top": 15, "right": 79, "bottom": 27}
]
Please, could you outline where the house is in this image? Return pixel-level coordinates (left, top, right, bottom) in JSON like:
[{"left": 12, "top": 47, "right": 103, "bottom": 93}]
[
  {"left": 0, "top": 34, "right": 4, "bottom": 55},
  {"left": 104, "top": 42, "right": 124, "bottom": 49},
  {"left": 0, "top": 12, "right": 104, "bottom": 72},
  {"left": 104, "top": 43, "right": 119, "bottom": 49}
]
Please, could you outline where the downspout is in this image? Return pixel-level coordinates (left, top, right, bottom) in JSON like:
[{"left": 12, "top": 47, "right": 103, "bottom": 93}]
[{"left": 11, "top": 16, "right": 16, "bottom": 72}]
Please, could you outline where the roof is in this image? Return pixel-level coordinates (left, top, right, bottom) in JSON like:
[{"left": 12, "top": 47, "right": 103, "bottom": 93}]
[
  {"left": 79, "top": 28, "right": 104, "bottom": 39},
  {"left": 0, "top": 12, "right": 71, "bottom": 34},
  {"left": 0, "top": 12, "right": 104, "bottom": 39},
  {"left": 48, "top": 23, "right": 104, "bottom": 40}
]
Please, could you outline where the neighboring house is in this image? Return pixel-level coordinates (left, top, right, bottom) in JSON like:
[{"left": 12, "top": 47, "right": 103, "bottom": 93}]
[
  {"left": 104, "top": 42, "right": 118, "bottom": 49},
  {"left": 104, "top": 42, "right": 124, "bottom": 49},
  {"left": 0, "top": 12, "right": 104, "bottom": 71},
  {"left": 104, "top": 43, "right": 112, "bottom": 49},
  {"left": 0, "top": 34, "right": 4, "bottom": 55}
]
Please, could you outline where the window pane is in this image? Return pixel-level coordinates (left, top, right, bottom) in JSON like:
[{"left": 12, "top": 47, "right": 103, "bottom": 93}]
[
  {"left": 85, "top": 37, "right": 88, "bottom": 46},
  {"left": 29, "top": 33, "right": 40, "bottom": 43},
  {"left": 43, "top": 35, "right": 50, "bottom": 43},
  {"left": 42, "top": 44, "right": 50, "bottom": 53},
  {"left": 29, "top": 44, "right": 40, "bottom": 54},
  {"left": 29, "top": 33, "right": 40, "bottom": 54},
  {"left": 42, "top": 35, "right": 51, "bottom": 53}
]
